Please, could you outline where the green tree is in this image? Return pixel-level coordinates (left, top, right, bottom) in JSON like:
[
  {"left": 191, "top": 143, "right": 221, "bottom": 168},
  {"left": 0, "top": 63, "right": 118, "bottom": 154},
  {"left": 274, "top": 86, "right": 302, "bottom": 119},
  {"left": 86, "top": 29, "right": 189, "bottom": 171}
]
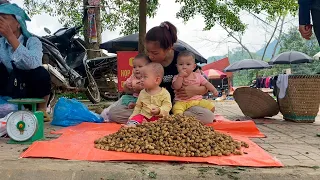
[
  {"left": 175, "top": 0, "right": 298, "bottom": 32},
  {"left": 279, "top": 27, "right": 320, "bottom": 74},
  {"left": 227, "top": 48, "right": 261, "bottom": 86},
  {"left": 23, "top": 0, "right": 159, "bottom": 58},
  {"left": 23, "top": 0, "right": 159, "bottom": 36}
]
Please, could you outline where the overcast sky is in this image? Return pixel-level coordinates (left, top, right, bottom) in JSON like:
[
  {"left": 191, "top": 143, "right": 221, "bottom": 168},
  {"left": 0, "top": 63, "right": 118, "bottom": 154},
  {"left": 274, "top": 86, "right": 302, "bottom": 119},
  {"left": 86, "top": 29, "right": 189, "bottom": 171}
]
[{"left": 12, "top": 0, "right": 298, "bottom": 58}]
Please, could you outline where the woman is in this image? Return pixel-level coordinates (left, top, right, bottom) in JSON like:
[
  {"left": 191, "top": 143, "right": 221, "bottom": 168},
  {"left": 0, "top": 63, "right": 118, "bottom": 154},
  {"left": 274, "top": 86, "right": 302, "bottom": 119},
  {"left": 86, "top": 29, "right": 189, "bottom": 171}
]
[
  {"left": 0, "top": 3, "right": 51, "bottom": 121},
  {"left": 298, "top": 0, "right": 320, "bottom": 45},
  {"left": 108, "top": 21, "right": 214, "bottom": 124}
]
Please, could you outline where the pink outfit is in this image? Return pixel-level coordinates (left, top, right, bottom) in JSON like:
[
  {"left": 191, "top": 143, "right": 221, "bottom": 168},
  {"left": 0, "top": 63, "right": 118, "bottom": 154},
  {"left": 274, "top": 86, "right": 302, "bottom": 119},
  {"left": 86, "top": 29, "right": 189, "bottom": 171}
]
[
  {"left": 125, "top": 74, "right": 141, "bottom": 97},
  {"left": 265, "top": 77, "right": 271, "bottom": 88},
  {"left": 172, "top": 72, "right": 208, "bottom": 101}
]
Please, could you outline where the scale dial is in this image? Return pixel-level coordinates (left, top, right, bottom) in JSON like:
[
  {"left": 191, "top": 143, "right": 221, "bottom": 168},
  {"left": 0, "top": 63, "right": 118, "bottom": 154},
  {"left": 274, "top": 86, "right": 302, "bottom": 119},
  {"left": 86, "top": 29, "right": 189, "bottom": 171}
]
[{"left": 6, "top": 111, "right": 38, "bottom": 141}]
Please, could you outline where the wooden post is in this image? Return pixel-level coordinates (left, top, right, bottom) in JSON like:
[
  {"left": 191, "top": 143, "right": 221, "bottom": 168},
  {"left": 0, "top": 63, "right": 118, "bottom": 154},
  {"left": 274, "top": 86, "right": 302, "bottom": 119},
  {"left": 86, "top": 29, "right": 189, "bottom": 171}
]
[
  {"left": 83, "top": 0, "right": 102, "bottom": 59},
  {"left": 138, "top": 0, "right": 147, "bottom": 53}
]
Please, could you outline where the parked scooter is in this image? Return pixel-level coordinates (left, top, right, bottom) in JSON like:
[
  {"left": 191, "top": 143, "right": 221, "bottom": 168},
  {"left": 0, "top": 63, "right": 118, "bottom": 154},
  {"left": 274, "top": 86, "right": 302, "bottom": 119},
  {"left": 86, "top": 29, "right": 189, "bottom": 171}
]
[{"left": 38, "top": 26, "right": 101, "bottom": 104}]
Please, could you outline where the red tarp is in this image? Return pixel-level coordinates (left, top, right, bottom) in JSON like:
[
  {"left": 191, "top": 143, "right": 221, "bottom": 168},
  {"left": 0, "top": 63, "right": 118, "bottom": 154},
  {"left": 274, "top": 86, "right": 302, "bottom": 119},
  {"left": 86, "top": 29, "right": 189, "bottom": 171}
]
[{"left": 21, "top": 115, "right": 282, "bottom": 167}]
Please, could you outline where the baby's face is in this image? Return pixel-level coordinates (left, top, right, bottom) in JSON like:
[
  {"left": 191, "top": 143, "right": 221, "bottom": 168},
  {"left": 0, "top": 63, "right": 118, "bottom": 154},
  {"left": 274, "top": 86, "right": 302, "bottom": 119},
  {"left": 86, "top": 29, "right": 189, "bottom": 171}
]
[
  {"left": 140, "top": 67, "right": 159, "bottom": 89},
  {"left": 177, "top": 56, "right": 196, "bottom": 75},
  {"left": 133, "top": 58, "right": 148, "bottom": 78}
]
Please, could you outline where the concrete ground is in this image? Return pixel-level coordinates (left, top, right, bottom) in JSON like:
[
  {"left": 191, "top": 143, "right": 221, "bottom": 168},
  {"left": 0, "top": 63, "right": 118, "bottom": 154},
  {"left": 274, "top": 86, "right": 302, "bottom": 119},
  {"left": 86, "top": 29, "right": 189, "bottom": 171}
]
[{"left": 1, "top": 101, "right": 320, "bottom": 180}]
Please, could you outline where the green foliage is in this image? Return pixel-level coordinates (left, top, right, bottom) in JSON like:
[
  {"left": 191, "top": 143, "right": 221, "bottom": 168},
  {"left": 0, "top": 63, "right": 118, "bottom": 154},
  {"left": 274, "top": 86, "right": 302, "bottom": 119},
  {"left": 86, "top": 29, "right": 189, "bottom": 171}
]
[
  {"left": 228, "top": 47, "right": 287, "bottom": 86},
  {"left": 232, "top": 26, "right": 320, "bottom": 86},
  {"left": 279, "top": 27, "right": 320, "bottom": 75},
  {"left": 227, "top": 48, "right": 259, "bottom": 86},
  {"left": 23, "top": 0, "right": 159, "bottom": 35},
  {"left": 175, "top": 0, "right": 298, "bottom": 32}
]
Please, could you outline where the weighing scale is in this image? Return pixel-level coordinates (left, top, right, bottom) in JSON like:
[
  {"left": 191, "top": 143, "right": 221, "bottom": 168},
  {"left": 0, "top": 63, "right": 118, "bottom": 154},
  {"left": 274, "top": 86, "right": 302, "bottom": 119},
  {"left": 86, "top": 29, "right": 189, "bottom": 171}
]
[{"left": 6, "top": 98, "right": 45, "bottom": 144}]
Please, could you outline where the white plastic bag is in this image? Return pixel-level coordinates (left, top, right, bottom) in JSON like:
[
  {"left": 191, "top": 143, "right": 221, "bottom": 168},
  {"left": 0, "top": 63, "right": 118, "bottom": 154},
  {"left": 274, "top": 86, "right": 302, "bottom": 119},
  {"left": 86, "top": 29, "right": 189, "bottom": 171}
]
[{"left": 0, "top": 112, "right": 12, "bottom": 137}]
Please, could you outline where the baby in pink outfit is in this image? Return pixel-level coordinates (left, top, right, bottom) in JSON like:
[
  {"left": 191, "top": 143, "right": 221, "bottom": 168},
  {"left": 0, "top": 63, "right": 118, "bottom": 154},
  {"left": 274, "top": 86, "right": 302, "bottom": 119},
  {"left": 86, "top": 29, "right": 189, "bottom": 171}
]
[
  {"left": 172, "top": 51, "right": 218, "bottom": 115},
  {"left": 122, "top": 54, "right": 150, "bottom": 109}
]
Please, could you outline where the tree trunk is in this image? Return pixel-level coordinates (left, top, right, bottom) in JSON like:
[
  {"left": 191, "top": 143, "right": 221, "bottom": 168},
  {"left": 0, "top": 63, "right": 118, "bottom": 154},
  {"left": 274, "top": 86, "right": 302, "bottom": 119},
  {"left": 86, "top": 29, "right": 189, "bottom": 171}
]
[
  {"left": 138, "top": 0, "right": 147, "bottom": 53},
  {"left": 83, "top": 0, "right": 102, "bottom": 59},
  {"left": 261, "top": 17, "right": 281, "bottom": 60},
  {"left": 272, "top": 16, "right": 286, "bottom": 58},
  {"left": 220, "top": 24, "right": 253, "bottom": 59}
]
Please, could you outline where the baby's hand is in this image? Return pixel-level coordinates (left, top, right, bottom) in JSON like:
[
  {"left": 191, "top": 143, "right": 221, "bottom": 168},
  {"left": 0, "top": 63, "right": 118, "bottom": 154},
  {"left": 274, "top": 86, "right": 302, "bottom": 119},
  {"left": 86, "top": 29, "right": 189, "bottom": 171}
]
[
  {"left": 151, "top": 107, "right": 160, "bottom": 115},
  {"left": 212, "top": 90, "right": 219, "bottom": 97},
  {"left": 126, "top": 81, "right": 133, "bottom": 89},
  {"left": 179, "top": 70, "right": 188, "bottom": 77},
  {"left": 132, "top": 80, "right": 143, "bottom": 92}
]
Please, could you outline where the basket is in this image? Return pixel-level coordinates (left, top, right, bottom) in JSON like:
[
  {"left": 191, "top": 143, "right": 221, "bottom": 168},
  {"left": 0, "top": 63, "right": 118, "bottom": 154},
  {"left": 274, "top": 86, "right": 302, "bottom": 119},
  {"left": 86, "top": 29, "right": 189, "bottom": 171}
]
[
  {"left": 277, "top": 75, "right": 320, "bottom": 123},
  {"left": 233, "top": 87, "right": 279, "bottom": 119}
]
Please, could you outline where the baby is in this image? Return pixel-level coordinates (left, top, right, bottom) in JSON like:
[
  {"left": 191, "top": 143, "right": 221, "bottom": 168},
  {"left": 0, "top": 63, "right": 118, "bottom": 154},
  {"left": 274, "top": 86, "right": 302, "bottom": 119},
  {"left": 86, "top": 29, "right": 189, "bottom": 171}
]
[
  {"left": 172, "top": 51, "right": 218, "bottom": 115},
  {"left": 122, "top": 54, "right": 150, "bottom": 109},
  {"left": 126, "top": 62, "right": 172, "bottom": 126}
]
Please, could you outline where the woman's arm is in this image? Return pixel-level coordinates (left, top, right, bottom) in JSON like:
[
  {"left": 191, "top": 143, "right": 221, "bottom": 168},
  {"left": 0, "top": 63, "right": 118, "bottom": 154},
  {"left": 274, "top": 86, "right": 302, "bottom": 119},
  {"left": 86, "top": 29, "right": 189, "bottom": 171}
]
[
  {"left": 298, "top": 0, "right": 312, "bottom": 25},
  {"left": 11, "top": 37, "right": 43, "bottom": 70}
]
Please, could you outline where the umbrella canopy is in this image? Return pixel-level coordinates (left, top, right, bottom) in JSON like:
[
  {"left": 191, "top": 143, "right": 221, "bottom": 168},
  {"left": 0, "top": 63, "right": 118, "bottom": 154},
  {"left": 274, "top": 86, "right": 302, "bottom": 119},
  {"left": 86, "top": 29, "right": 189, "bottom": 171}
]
[
  {"left": 100, "top": 33, "right": 207, "bottom": 64},
  {"left": 203, "top": 69, "right": 227, "bottom": 79},
  {"left": 268, "top": 51, "right": 312, "bottom": 65},
  {"left": 224, "top": 59, "right": 271, "bottom": 72}
]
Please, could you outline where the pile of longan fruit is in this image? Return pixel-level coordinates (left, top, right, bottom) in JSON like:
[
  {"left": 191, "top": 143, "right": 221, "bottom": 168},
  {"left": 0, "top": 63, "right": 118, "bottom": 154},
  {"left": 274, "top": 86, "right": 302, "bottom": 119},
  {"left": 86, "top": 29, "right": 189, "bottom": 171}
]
[{"left": 94, "top": 115, "right": 249, "bottom": 157}]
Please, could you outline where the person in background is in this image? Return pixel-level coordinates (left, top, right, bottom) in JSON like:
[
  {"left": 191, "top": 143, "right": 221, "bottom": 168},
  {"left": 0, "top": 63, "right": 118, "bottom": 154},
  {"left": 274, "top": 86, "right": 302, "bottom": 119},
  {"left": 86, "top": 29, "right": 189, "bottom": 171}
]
[
  {"left": 298, "top": 0, "right": 320, "bottom": 45},
  {"left": 0, "top": 3, "right": 51, "bottom": 121}
]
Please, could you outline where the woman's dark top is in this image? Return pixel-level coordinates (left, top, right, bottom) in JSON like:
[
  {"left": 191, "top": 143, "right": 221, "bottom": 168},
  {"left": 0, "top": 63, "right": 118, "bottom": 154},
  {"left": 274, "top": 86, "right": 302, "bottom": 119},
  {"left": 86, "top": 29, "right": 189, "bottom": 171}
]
[{"left": 160, "top": 50, "right": 179, "bottom": 102}]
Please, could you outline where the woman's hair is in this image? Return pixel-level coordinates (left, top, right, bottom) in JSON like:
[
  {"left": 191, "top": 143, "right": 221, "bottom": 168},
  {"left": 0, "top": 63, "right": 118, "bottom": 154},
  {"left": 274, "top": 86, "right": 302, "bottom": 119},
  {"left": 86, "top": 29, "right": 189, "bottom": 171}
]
[
  {"left": 193, "top": 65, "right": 202, "bottom": 72},
  {"left": 145, "top": 21, "right": 177, "bottom": 50}
]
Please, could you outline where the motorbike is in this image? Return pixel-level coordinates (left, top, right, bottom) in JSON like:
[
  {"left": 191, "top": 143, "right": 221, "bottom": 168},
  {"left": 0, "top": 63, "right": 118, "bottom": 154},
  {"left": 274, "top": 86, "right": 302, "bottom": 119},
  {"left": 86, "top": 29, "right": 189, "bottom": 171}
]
[{"left": 38, "top": 26, "right": 101, "bottom": 104}]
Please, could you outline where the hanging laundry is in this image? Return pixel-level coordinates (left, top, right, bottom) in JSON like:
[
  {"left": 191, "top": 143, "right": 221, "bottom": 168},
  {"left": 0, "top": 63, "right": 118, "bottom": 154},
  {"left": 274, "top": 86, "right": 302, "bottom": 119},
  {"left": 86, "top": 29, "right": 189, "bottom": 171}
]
[
  {"left": 265, "top": 77, "right": 271, "bottom": 88},
  {"left": 276, "top": 74, "right": 289, "bottom": 99},
  {"left": 87, "top": 8, "right": 97, "bottom": 43},
  {"left": 256, "top": 78, "right": 262, "bottom": 88}
]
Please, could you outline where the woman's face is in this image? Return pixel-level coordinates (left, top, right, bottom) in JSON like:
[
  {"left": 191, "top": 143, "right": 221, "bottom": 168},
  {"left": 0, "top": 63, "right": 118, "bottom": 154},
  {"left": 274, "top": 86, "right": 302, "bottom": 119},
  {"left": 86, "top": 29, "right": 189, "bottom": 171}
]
[
  {"left": 0, "top": 14, "right": 20, "bottom": 34},
  {"left": 145, "top": 41, "right": 169, "bottom": 63}
]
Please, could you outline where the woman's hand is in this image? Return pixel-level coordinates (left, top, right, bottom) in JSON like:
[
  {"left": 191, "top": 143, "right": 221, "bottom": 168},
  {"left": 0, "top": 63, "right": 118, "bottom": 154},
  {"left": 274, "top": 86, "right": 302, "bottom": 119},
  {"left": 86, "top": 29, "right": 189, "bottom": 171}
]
[
  {"left": 0, "top": 16, "right": 14, "bottom": 39},
  {"left": 175, "top": 85, "right": 207, "bottom": 100},
  {"left": 299, "top": 25, "right": 312, "bottom": 40}
]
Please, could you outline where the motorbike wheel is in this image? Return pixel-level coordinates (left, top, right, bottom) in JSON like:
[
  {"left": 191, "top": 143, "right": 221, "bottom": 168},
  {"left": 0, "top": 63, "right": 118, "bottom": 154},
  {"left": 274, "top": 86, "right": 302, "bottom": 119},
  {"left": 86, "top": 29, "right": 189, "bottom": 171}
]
[{"left": 85, "top": 70, "right": 101, "bottom": 104}]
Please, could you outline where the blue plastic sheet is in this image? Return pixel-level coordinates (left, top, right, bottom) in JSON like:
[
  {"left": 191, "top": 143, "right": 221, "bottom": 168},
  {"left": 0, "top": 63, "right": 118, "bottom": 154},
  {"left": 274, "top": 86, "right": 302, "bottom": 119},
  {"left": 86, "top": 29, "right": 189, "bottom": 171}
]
[
  {"left": 51, "top": 97, "right": 103, "bottom": 127},
  {"left": 0, "top": 96, "right": 18, "bottom": 118}
]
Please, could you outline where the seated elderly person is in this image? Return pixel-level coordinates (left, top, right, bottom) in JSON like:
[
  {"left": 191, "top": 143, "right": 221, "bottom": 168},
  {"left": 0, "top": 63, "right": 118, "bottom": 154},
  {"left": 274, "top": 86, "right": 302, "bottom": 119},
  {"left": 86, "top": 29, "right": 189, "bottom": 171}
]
[{"left": 0, "top": 3, "right": 51, "bottom": 121}]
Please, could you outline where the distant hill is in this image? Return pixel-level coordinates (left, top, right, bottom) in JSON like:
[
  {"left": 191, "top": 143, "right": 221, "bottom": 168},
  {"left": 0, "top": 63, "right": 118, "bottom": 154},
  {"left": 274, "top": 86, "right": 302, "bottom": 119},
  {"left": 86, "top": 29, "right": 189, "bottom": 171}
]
[
  {"left": 255, "top": 40, "right": 280, "bottom": 60},
  {"left": 206, "top": 39, "right": 280, "bottom": 63}
]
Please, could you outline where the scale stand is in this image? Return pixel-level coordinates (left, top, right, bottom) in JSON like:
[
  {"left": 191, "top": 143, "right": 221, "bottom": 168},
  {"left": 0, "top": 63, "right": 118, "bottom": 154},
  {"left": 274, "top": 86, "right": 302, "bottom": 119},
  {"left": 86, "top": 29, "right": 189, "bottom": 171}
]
[{"left": 6, "top": 98, "right": 45, "bottom": 145}]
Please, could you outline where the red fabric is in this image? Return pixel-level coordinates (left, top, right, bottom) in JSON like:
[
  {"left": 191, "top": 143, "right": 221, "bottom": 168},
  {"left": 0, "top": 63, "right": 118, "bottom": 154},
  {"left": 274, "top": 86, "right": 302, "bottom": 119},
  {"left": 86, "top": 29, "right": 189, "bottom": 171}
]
[
  {"left": 131, "top": 114, "right": 159, "bottom": 124},
  {"left": 20, "top": 117, "right": 283, "bottom": 167},
  {"left": 265, "top": 77, "right": 271, "bottom": 88}
]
